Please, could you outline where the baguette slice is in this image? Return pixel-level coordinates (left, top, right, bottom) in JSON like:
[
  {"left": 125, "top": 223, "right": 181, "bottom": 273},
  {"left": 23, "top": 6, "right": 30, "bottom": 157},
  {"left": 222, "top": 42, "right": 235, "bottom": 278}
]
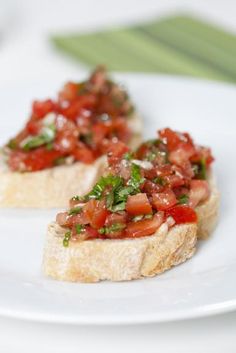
[
  {"left": 0, "top": 112, "right": 142, "bottom": 208},
  {"left": 196, "top": 174, "right": 220, "bottom": 239},
  {"left": 43, "top": 221, "right": 197, "bottom": 282}
]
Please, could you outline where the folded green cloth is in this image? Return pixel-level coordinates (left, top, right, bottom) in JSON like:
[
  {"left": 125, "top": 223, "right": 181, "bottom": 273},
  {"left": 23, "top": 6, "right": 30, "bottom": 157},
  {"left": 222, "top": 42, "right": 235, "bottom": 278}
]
[{"left": 52, "top": 15, "right": 236, "bottom": 83}]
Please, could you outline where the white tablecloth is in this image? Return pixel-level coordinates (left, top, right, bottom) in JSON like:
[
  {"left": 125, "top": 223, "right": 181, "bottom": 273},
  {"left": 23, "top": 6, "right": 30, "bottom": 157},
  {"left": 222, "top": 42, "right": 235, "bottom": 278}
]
[{"left": 0, "top": 1, "right": 235, "bottom": 351}]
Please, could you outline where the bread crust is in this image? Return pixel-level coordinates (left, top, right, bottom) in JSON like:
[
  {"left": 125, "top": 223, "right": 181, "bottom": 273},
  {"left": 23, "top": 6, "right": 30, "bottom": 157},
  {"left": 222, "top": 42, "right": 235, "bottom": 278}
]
[
  {"left": 0, "top": 113, "right": 142, "bottom": 208},
  {"left": 196, "top": 174, "right": 220, "bottom": 239},
  {"left": 42, "top": 222, "right": 197, "bottom": 282}
]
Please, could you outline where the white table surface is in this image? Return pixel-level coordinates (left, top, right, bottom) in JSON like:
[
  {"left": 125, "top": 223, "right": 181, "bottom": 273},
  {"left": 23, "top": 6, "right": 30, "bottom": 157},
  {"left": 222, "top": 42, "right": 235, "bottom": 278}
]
[{"left": 0, "top": 0, "right": 236, "bottom": 352}]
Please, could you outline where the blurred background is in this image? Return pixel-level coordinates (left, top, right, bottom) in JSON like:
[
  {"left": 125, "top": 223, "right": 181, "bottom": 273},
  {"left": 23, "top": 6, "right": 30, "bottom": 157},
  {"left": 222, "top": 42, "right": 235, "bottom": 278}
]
[{"left": 1, "top": 0, "right": 236, "bottom": 84}]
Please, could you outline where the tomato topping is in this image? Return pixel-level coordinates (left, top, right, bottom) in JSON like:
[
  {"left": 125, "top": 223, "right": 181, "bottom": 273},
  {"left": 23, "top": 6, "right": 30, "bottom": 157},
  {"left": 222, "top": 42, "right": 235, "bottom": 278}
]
[
  {"left": 126, "top": 193, "right": 152, "bottom": 215},
  {"left": 56, "top": 126, "right": 213, "bottom": 245},
  {"left": 166, "top": 205, "right": 197, "bottom": 224},
  {"left": 189, "top": 180, "right": 210, "bottom": 208},
  {"left": 107, "top": 141, "right": 129, "bottom": 165},
  {"left": 32, "top": 99, "right": 55, "bottom": 119},
  {"left": 125, "top": 213, "right": 164, "bottom": 238},
  {"left": 152, "top": 189, "right": 177, "bottom": 211},
  {"left": 6, "top": 67, "right": 133, "bottom": 172}
]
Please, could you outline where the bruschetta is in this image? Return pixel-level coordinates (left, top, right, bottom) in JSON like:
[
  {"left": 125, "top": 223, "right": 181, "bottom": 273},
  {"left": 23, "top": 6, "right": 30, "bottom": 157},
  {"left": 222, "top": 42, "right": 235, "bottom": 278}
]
[
  {"left": 0, "top": 66, "right": 142, "bottom": 208},
  {"left": 43, "top": 128, "right": 219, "bottom": 282}
]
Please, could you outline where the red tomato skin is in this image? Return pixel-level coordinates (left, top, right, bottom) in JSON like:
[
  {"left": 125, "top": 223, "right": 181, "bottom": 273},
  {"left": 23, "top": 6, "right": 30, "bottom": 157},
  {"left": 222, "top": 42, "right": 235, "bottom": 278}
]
[
  {"left": 32, "top": 99, "right": 55, "bottom": 119},
  {"left": 72, "top": 144, "right": 95, "bottom": 164},
  {"left": 152, "top": 189, "right": 177, "bottom": 211},
  {"left": 126, "top": 193, "right": 152, "bottom": 215},
  {"left": 107, "top": 141, "right": 129, "bottom": 165},
  {"left": 125, "top": 213, "right": 164, "bottom": 238},
  {"left": 189, "top": 180, "right": 210, "bottom": 208},
  {"left": 166, "top": 205, "right": 197, "bottom": 224}
]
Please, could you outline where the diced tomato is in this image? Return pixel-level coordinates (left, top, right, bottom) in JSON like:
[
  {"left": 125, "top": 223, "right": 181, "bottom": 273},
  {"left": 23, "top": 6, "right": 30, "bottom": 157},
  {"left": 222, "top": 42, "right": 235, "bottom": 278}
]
[
  {"left": 59, "top": 82, "right": 79, "bottom": 102},
  {"left": 72, "top": 143, "right": 96, "bottom": 164},
  {"left": 166, "top": 205, "right": 197, "bottom": 224},
  {"left": 112, "top": 117, "right": 131, "bottom": 142},
  {"left": 84, "top": 226, "right": 100, "bottom": 240},
  {"left": 141, "top": 180, "right": 163, "bottom": 194},
  {"left": 190, "top": 146, "right": 214, "bottom": 166},
  {"left": 169, "top": 143, "right": 196, "bottom": 166},
  {"left": 159, "top": 128, "right": 183, "bottom": 151},
  {"left": 126, "top": 193, "right": 152, "bottom": 215},
  {"left": 32, "top": 99, "right": 55, "bottom": 119},
  {"left": 83, "top": 200, "right": 109, "bottom": 229},
  {"left": 152, "top": 189, "right": 177, "bottom": 211},
  {"left": 165, "top": 174, "right": 185, "bottom": 188},
  {"left": 60, "top": 94, "right": 96, "bottom": 120},
  {"left": 155, "top": 165, "right": 172, "bottom": 177},
  {"left": 107, "top": 141, "right": 129, "bottom": 165},
  {"left": 105, "top": 212, "right": 127, "bottom": 227},
  {"left": 189, "top": 180, "right": 210, "bottom": 208},
  {"left": 125, "top": 212, "right": 164, "bottom": 238},
  {"left": 54, "top": 130, "right": 78, "bottom": 153},
  {"left": 92, "top": 122, "right": 111, "bottom": 144},
  {"left": 26, "top": 120, "right": 41, "bottom": 135}
]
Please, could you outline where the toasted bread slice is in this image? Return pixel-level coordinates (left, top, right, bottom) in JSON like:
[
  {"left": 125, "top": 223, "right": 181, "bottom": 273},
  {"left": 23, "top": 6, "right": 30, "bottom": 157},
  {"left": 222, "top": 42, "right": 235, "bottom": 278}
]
[
  {"left": 196, "top": 174, "right": 220, "bottom": 239},
  {"left": 43, "top": 221, "right": 197, "bottom": 282},
  {"left": 0, "top": 113, "right": 142, "bottom": 208}
]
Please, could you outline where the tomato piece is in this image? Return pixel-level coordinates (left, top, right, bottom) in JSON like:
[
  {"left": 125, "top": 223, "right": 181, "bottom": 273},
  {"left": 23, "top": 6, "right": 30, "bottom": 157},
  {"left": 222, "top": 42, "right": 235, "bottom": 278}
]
[
  {"left": 59, "top": 82, "right": 79, "bottom": 102},
  {"left": 90, "top": 201, "right": 109, "bottom": 229},
  {"left": 60, "top": 94, "right": 96, "bottom": 120},
  {"left": 84, "top": 226, "right": 100, "bottom": 239},
  {"left": 189, "top": 180, "right": 210, "bottom": 208},
  {"left": 54, "top": 130, "right": 78, "bottom": 153},
  {"left": 166, "top": 205, "right": 197, "bottom": 224},
  {"left": 92, "top": 122, "right": 111, "bottom": 144},
  {"left": 169, "top": 143, "right": 196, "bottom": 166},
  {"left": 8, "top": 151, "right": 27, "bottom": 172},
  {"left": 152, "top": 189, "right": 177, "bottom": 211},
  {"left": 159, "top": 128, "right": 183, "bottom": 151},
  {"left": 105, "top": 212, "right": 127, "bottom": 227},
  {"left": 107, "top": 141, "right": 129, "bottom": 165},
  {"left": 125, "top": 212, "right": 164, "bottom": 238},
  {"left": 26, "top": 120, "right": 41, "bottom": 135},
  {"left": 83, "top": 200, "right": 109, "bottom": 229},
  {"left": 72, "top": 143, "right": 96, "bottom": 164},
  {"left": 126, "top": 193, "right": 152, "bottom": 215},
  {"left": 32, "top": 99, "right": 55, "bottom": 119}
]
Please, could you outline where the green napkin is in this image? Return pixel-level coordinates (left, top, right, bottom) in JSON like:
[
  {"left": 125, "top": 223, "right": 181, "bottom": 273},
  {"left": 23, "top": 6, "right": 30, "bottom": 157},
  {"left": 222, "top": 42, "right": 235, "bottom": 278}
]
[{"left": 52, "top": 15, "right": 236, "bottom": 83}]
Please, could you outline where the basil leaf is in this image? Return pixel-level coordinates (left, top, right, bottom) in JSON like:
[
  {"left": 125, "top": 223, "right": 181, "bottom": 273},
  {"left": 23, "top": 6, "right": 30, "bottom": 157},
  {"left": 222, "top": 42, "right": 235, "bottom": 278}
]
[
  {"left": 75, "top": 224, "right": 84, "bottom": 234},
  {"left": 110, "top": 202, "right": 126, "bottom": 212},
  {"left": 127, "top": 163, "right": 145, "bottom": 190},
  {"left": 178, "top": 194, "right": 189, "bottom": 205},
  {"left": 68, "top": 207, "right": 82, "bottom": 215}
]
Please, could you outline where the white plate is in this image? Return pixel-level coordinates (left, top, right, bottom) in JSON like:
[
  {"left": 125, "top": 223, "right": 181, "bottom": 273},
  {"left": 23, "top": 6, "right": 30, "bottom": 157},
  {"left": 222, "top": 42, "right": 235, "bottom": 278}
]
[{"left": 0, "top": 74, "right": 235, "bottom": 325}]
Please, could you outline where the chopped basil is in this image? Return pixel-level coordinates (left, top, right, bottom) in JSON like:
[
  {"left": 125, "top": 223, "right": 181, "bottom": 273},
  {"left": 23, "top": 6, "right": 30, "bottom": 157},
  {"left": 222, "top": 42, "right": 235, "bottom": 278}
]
[
  {"left": 110, "top": 201, "right": 126, "bottom": 212},
  {"left": 63, "top": 231, "right": 71, "bottom": 247},
  {"left": 86, "top": 175, "right": 123, "bottom": 201},
  {"left": 75, "top": 224, "right": 84, "bottom": 234},
  {"left": 123, "top": 152, "right": 133, "bottom": 161},
  {"left": 22, "top": 124, "right": 56, "bottom": 151},
  {"left": 68, "top": 206, "right": 82, "bottom": 216},
  {"left": 178, "top": 194, "right": 189, "bottom": 205},
  {"left": 193, "top": 159, "right": 207, "bottom": 180},
  {"left": 54, "top": 156, "right": 66, "bottom": 166},
  {"left": 127, "top": 163, "right": 145, "bottom": 191},
  {"left": 153, "top": 176, "right": 166, "bottom": 186},
  {"left": 99, "top": 223, "right": 126, "bottom": 235},
  {"left": 146, "top": 151, "right": 156, "bottom": 161},
  {"left": 7, "top": 139, "right": 17, "bottom": 150}
]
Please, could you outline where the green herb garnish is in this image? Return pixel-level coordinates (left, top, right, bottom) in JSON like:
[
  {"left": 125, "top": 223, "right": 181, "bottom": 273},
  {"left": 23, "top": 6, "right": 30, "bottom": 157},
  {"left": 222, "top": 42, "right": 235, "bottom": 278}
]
[
  {"left": 178, "top": 194, "right": 189, "bottom": 205},
  {"left": 127, "top": 163, "right": 145, "bottom": 191},
  {"left": 54, "top": 156, "right": 66, "bottom": 166},
  {"left": 75, "top": 224, "right": 84, "bottom": 234},
  {"left": 99, "top": 223, "right": 126, "bottom": 235},
  {"left": 63, "top": 231, "right": 71, "bottom": 247},
  {"left": 68, "top": 206, "right": 82, "bottom": 216},
  {"left": 153, "top": 176, "right": 166, "bottom": 186},
  {"left": 193, "top": 158, "right": 207, "bottom": 180},
  {"left": 22, "top": 124, "right": 56, "bottom": 151},
  {"left": 7, "top": 139, "right": 17, "bottom": 150},
  {"left": 123, "top": 152, "right": 133, "bottom": 161}
]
